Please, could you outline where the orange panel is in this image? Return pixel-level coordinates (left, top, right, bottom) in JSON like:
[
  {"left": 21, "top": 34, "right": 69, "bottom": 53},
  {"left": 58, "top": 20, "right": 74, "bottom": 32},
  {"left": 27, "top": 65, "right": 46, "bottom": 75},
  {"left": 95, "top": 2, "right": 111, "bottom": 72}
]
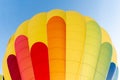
[{"left": 47, "top": 16, "right": 66, "bottom": 80}]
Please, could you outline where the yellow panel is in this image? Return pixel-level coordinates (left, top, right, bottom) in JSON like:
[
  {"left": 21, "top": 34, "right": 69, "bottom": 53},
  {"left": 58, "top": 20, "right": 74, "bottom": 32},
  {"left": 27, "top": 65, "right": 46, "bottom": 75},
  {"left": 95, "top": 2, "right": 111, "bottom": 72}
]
[
  {"left": 112, "top": 47, "right": 117, "bottom": 64},
  {"left": 80, "top": 20, "right": 101, "bottom": 80},
  {"left": 66, "top": 11, "right": 86, "bottom": 80},
  {"left": 85, "top": 16, "right": 94, "bottom": 22},
  {"left": 101, "top": 28, "right": 117, "bottom": 64},
  {"left": 101, "top": 28, "right": 112, "bottom": 43},
  {"left": 28, "top": 12, "right": 47, "bottom": 48},
  {"left": 47, "top": 9, "right": 66, "bottom": 22},
  {"left": 2, "top": 35, "right": 15, "bottom": 80},
  {"left": 14, "top": 20, "right": 29, "bottom": 39}
]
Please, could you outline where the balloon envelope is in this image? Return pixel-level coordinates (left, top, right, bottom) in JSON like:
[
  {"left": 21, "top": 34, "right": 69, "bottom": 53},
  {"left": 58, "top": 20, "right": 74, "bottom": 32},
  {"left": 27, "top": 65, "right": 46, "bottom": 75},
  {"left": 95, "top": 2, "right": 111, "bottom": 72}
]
[{"left": 2, "top": 9, "right": 118, "bottom": 80}]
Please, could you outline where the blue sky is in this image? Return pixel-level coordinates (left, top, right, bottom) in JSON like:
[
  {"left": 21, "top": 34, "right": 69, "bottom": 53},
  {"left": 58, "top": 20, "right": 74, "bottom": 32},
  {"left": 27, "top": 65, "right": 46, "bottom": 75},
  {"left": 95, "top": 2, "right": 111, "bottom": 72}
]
[{"left": 0, "top": 0, "right": 120, "bottom": 78}]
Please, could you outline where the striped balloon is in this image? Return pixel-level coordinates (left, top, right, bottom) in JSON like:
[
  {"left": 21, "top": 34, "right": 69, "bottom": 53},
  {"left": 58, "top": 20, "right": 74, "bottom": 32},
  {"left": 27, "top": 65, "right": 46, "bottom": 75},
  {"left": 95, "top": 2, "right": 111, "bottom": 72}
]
[{"left": 2, "top": 9, "right": 118, "bottom": 80}]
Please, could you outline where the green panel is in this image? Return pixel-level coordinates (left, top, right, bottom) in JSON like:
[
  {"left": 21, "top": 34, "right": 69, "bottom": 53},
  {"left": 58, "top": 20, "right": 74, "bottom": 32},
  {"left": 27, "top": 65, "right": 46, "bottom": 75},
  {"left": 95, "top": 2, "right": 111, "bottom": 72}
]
[
  {"left": 80, "top": 21, "right": 101, "bottom": 80},
  {"left": 94, "top": 42, "right": 112, "bottom": 80},
  {"left": 0, "top": 75, "right": 3, "bottom": 80}
]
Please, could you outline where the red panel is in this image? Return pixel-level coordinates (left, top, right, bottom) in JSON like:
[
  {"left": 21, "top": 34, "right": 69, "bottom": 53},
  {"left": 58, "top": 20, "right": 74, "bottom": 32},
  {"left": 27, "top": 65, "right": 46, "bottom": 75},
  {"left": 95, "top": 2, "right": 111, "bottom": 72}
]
[
  {"left": 7, "top": 54, "right": 21, "bottom": 80},
  {"left": 15, "top": 35, "right": 34, "bottom": 80},
  {"left": 31, "top": 42, "right": 50, "bottom": 80}
]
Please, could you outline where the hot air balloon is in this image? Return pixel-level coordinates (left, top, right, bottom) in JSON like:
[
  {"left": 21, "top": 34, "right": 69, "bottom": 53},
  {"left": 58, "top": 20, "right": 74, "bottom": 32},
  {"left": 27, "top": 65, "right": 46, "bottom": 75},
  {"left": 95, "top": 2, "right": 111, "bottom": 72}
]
[{"left": 2, "top": 9, "right": 118, "bottom": 80}]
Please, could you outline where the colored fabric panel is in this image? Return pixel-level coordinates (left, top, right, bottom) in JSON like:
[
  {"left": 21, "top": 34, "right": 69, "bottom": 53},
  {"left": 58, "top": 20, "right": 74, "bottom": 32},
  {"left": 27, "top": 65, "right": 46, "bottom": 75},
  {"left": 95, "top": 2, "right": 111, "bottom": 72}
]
[
  {"left": 15, "top": 35, "right": 35, "bottom": 80},
  {"left": 80, "top": 21, "right": 101, "bottom": 80},
  {"left": 31, "top": 42, "right": 50, "bottom": 80},
  {"left": 28, "top": 13, "right": 47, "bottom": 48},
  {"left": 66, "top": 11, "right": 86, "bottom": 80},
  {"left": 14, "top": 20, "right": 29, "bottom": 38},
  {"left": 7, "top": 55, "right": 21, "bottom": 80},
  {"left": 47, "top": 16, "right": 66, "bottom": 80},
  {"left": 94, "top": 42, "right": 112, "bottom": 80}
]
